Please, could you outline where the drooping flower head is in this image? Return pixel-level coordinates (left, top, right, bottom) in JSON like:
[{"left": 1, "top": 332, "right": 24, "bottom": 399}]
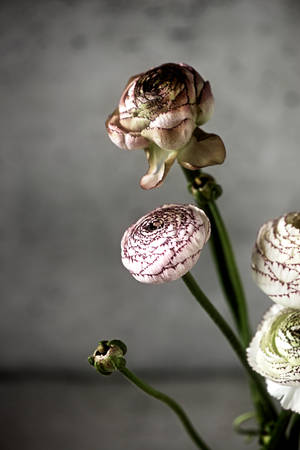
[
  {"left": 251, "top": 212, "right": 300, "bottom": 308},
  {"left": 247, "top": 304, "right": 300, "bottom": 413},
  {"left": 106, "top": 63, "right": 226, "bottom": 189},
  {"left": 121, "top": 204, "right": 210, "bottom": 284}
]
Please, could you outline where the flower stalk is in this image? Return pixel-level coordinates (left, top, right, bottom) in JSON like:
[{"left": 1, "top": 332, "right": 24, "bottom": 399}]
[
  {"left": 181, "top": 167, "right": 251, "bottom": 347},
  {"left": 119, "top": 366, "right": 211, "bottom": 450},
  {"left": 182, "top": 271, "right": 277, "bottom": 425},
  {"left": 263, "top": 410, "right": 292, "bottom": 450},
  {"left": 88, "top": 340, "right": 211, "bottom": 450},
  {"left": 288, "top": 413, "right": 300, "bottom": 448}
]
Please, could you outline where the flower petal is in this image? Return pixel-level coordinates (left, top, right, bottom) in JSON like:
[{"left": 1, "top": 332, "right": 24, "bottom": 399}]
[
  {"left": 119, "top": 74, "right": 141, "bottom": 115},
  {"left": 267, "top": 380, "right": 300, "bottom": 413},
  {"left": 141, "top": 118, "right": 195, "bottom": 151},
  {"left": 140, "top": 145, "right": 177, "bottom": 190},
  {"left": 149, "top": 104, "right": 196, "bottom": 129},
  {"left": 177, "top": 128, "right": 226, "bottom": 169},
  {"left": 196, "top": 81, "right": 215, "bottom": 125},
  {"left": 106, "top": 110, "right": 149, "bottom": 150}
]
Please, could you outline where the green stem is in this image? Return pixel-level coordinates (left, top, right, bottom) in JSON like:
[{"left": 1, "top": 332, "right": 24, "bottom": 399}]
[
  {"left": 264, "top": 410, "right": 292, "bottom": 450},
  {"left": 206, "top": 201, "right": 251, "bottom": 346},
  {"left": 117, "top": 365, "right": 211, "bottom": 450},
  {"left": 182, "top": 271, "right": 277, "bottom": 423},
  {"left": 233, "top": 411, "right": 259, "bottom": 436},
  {"left": 181, "top": 168, "right": 269, "bottom": 426},
  {"left": 181, "top": 168, "right": 251, "bottom": 347},
  {"left": 288, "top": 413, "right": 300, "bottom": 449}
]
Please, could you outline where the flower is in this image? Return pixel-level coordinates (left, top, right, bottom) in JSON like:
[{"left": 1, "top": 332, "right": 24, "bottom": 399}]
[
  {"left": 106, "top": 63, "right": 226, "bottom": 190},
  {"left": 121, "top": 204, "right": 210, "bottom": 284},
  {"left": 88, "top": 340, "right": 127, "bottom": 375},
  {"left": 251, "top": 212, "right": 300, "bottom": 308},
  {"left": 247, "top": 304, "right": 300, "bottom": 413}
]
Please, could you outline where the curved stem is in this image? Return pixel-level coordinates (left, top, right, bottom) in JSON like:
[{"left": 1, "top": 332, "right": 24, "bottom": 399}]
[
  {"left": 181, "top": 167, "right": 271, "bottom": 427},
  {"left": 233, "top": 411, "right": 259, "bottom": 436},
  {"left": 182, "top": 271, "right": 277, "bottom": 423},
  {"left": 118, "top": 365, "right": 211, "bottom": 450}
]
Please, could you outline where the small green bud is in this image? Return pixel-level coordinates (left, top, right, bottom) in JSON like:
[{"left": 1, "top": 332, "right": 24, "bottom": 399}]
[
  {"left": 88, "top": 339, "right": 127, "bottom": 375},
  {"left": 191, "top": 172, "right": 222, "bottom": 204}
]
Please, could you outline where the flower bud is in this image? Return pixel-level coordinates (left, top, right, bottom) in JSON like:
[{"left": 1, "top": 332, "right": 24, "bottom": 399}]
[
  {"left": 88, "top": 340, "right": 127, "bottom": 375},
  {"left": 251, "top": 212, "right": 300, "bottom": 308},
  {"left": 247, "top": 304, "right": 300, "bottom": 413},
  {"left": 106, "top": 63, "right": 226, "bottom": 189},
  {"left": 121, "top": 204, "right": 211, "bottom": 284}
]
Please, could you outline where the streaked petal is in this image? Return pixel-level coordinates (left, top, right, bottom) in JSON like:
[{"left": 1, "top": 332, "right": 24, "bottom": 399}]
[
  {"left": 121, "top": 204, "right": 211, "bottom": 284},
  {"left": 106, "top": 111, "right": 149, "bottom": 150},
  {"left": 252, "top": 212, "right": 300, "bottom": 307},
  {"left": 141, "top": 118, "right": 195, "bottom": 150},
  {"left": 149, "top": 104, "right": 196, "bottom": 129}
]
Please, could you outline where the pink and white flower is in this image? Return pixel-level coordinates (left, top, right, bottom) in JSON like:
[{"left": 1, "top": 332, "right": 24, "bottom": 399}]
[
  {"left": 121, "top": 204, "right": 211, "bottom": 284},
  {"left": 106, "top": 63, "right": 226, "bottom": 190},
  {"left": 251, "top": 212, "right": 300, "bottom": 308}
]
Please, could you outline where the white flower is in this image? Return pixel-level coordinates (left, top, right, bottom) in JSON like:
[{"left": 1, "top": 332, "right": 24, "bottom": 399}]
[
  {"left": 251, "top": 212, "right": 300, "bottom": 308},
  {"left": 121, "top": 204, "right": 210, "bottom": 284},
  {"left": 247, "top": 304, "right": 300, "bottom": 413}
]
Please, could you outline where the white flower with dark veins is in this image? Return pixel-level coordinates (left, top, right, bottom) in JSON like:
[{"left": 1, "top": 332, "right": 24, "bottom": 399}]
[
  {"left": 247, "top": 304, "right": 300, "bottom": 413},
  {"left": 251, "top": 212, "right": 300, "bottom": 308},
  {"left": 121, "top": 204, "right": 211, "bottom": 284}
]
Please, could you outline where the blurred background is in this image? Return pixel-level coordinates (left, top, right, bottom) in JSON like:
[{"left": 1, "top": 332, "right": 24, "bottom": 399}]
[{"left": 1, "top": 0, "right": 299, "bottom": 449}]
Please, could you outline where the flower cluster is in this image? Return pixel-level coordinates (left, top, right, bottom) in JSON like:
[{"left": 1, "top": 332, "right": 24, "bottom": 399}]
[
  {"left": 105, "top": 61, "right": 300, "bottom": 437},
  {"left": 106, "top": 63, "right": 226, "bottom": 189},
  {"left": 121, "top": 204, "right": 210, "bottom": 284},
  {"left": 248, "top": 211, "right": 300, "bottom": 412}
]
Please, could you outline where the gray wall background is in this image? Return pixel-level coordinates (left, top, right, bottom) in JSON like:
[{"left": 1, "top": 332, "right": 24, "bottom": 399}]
[{"left": 1, "top": 0, "right": 300, "bottom": 375}]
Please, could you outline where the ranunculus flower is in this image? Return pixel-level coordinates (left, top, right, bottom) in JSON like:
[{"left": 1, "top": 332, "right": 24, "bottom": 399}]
[
  {"left": 106, "top": 63, "right": 226, "bottom": 190},
  {"left": 247, "top": 304, "right": 300, "bottom": 413},
  {"left": 251, "top": 212, "right": 300, "bottom": 308},
  {"left": 121, "top": 204, "right": 210, "bottom": 284}
]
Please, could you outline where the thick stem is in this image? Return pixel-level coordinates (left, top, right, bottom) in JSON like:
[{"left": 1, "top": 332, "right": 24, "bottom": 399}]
[
  {"left": 182, "top": 272, "right": 277, "bottom": 423},
  {"left": 264, "top": 410, "right": 292, "bottom": 450},
  {"left": 206, "top": 200, "right": 251, "bottom": 346},
  {"left": 181, "top": 167, "right": 251, "bottom": 347},
  {"left": 118, "top": 365, "right": 211, "bottom": 450},
  {"left": 181, "top": 167, "right": 271, "bottom": 425},
  {"left": 287, "top": 413, "right": 300, "bottom": 449}
]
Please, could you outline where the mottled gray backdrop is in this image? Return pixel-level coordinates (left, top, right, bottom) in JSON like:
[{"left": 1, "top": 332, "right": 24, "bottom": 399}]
[{"left": 0, "top": 1, "right": 299, "bottom": 449}]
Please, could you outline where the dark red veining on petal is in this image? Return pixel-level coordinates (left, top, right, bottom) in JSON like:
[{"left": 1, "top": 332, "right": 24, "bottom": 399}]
[{"left": 121, "top": 204, "right": 210, "bottom": 283}]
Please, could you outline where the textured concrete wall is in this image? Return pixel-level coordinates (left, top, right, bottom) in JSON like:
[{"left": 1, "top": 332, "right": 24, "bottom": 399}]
[{"left": 1, "top": 0, "right": 299, "bottom": 373}]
